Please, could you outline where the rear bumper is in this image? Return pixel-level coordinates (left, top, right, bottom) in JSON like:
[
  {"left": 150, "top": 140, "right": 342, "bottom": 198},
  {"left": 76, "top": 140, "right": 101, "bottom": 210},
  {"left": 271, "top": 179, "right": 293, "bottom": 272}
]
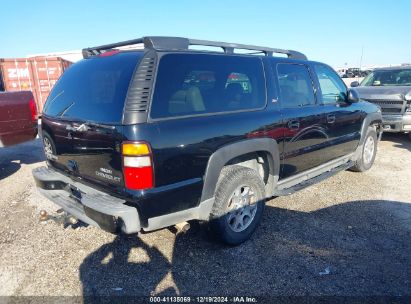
[
  {"left": 32, "top": 166, "right": 140, "bottom": 234},
  {"left": 381, "top": 114, "right": 411, "bottom": 132}
]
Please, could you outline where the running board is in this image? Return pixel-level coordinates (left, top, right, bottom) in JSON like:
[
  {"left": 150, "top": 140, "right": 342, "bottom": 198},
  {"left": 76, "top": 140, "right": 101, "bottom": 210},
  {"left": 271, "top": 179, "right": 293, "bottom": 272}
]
[{"left": 274, "top": 159, "right": 354, "bottom": 196}]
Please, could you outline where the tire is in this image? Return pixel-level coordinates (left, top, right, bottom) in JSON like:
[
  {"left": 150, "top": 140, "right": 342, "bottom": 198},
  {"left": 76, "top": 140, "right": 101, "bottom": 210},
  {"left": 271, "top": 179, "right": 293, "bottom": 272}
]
[
  {"left": 209, "top": 165, "right": 265, "bottom": 245},
  {"left": 42, "top": 132, "right": 56, "bottom": 157},
  {"left": 351, "top": 127, "right": 377, "bottom": 172}
]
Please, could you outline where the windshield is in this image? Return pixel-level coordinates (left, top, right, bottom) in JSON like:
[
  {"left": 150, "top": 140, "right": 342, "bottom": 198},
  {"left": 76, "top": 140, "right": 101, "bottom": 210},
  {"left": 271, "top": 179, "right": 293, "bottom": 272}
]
[
  {"left": 361, "top": 69, "right": 411, "bottom": 87},
  {"left": 43, "top": 52, "right": 143, "bottom": 124}
]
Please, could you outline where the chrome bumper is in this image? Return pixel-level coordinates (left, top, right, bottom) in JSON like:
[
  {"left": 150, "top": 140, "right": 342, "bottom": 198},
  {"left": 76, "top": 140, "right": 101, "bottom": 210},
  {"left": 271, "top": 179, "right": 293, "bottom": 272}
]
[
  {"left": 381, "top": 114, "right": 411, "bottom": 132},
  {"left": 32, "top": 166, "right": 141, "bottom": 234}
]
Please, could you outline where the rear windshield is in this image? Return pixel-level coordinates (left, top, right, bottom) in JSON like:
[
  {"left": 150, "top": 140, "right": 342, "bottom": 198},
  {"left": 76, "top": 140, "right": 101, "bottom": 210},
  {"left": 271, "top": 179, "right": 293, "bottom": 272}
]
[{"left": 43, "top": 52, "right": 142, "bottom": 124}]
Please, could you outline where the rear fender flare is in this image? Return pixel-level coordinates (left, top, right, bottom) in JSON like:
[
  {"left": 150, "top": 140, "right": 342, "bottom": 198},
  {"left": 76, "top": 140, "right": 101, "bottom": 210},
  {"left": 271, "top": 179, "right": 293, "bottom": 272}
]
[{"left": 200, "top": 138, "right": 280, "bottom": 202}]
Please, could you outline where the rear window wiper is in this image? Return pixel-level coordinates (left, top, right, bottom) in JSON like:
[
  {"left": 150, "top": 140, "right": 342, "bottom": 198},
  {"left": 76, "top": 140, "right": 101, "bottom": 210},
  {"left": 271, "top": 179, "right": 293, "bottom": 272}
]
[
  {"left": 58, "top": 101, "right": 75, "bottom": 117},
  {"left": 46, "top": 90, "right": 65, "bottom": 109}
]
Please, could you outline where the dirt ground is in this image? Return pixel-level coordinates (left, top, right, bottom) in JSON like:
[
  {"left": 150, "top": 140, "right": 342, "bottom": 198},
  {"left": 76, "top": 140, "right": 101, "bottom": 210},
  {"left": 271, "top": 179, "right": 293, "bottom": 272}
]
[{"left": 0, "top": 133, "right": 410, "bottom": 298}]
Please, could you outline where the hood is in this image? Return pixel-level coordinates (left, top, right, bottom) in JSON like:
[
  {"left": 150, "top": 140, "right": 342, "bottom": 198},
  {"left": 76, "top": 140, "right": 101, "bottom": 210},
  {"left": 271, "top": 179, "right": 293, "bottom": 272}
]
[{"left": 354, "top": 86, "right": 411, "bottom": 101}]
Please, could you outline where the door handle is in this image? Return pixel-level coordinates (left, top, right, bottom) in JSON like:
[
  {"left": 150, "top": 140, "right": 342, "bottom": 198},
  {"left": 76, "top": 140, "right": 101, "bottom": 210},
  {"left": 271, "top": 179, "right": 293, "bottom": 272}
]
[
  {"left": 287, "top": 120, "right": 300, "bottom": 129},
  {"left": 65, "top": 125, "right": 77, "bottom": 132},
  {"left": 66, "top": 124, "right": 90, "bottom": 132},
  {"left": 327, "top": 114, "right": 336, "bottom": 124}
]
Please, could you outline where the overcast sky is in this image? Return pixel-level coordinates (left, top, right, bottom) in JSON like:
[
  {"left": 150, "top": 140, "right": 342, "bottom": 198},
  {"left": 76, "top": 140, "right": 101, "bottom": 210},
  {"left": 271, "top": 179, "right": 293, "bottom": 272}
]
[{"left": 1, "top": 0, "right": 410, "bottom": 67}]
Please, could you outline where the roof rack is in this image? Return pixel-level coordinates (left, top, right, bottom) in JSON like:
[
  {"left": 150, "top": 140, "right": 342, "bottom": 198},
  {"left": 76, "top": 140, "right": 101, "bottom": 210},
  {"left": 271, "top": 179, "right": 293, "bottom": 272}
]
[{"left": 82, "top": 36, "right": 307, "bottom": 60}]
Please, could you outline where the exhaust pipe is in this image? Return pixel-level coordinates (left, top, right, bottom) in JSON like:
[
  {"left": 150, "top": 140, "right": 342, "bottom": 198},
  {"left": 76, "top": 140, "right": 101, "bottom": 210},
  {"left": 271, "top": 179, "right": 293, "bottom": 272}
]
[{"left": 175, "top": 221, "right": 190, "bottom": 233}]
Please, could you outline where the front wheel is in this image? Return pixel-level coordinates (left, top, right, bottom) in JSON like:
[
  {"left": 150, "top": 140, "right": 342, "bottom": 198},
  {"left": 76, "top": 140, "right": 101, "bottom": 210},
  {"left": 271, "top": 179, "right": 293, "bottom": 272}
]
[
  {"left": 351, "top": 127, "right": 378, "bottom": 172},
  {"left": 209, "top": 165, "right": 265, "bottom": 245}
]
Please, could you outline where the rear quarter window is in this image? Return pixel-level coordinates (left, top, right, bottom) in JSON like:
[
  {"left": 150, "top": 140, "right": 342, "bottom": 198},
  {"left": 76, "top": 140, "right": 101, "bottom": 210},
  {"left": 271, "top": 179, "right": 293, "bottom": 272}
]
[
  {"left": 150, "top": 54, "right": 266, "bottom": 119},
  {"left": 43, "top": 52, "right": 142, "bottom": 124}
]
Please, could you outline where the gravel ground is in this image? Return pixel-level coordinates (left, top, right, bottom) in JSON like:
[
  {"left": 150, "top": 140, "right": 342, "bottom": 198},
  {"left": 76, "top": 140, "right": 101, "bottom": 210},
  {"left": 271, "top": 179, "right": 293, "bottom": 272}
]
[{"left": 0, "top": 134, "right": 410, "bottom": 298}]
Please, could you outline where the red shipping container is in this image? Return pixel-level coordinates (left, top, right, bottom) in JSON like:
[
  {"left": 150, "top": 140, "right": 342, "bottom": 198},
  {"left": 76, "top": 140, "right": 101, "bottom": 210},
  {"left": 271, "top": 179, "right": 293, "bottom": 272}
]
[
  {"left": 0, "top": 58, "right": 35, "bottom": 92},
  {"left": 0, "top": 57, "right": 72, "bottom": 112}
]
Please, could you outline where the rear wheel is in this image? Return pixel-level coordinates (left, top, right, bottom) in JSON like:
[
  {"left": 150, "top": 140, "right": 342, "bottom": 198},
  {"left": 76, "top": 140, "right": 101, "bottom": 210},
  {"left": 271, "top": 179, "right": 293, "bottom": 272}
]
[
  {"left": 209, "top": 165, "right": 265, "bottom": 245},
  {"left": 351, "top": 127, "right": 377, "bottom": 172}
]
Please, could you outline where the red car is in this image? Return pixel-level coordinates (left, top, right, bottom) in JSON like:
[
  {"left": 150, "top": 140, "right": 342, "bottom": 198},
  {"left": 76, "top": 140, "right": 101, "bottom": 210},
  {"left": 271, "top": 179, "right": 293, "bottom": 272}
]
[{"left": 0, "top": 91, "right": 38, "bottom": 147}]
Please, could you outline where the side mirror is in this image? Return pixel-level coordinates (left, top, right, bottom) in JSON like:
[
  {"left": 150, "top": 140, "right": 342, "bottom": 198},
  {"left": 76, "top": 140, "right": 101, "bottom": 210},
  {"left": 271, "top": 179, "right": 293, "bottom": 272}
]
[
  {"left": 350, "top": 81, "right": 360, "bottom": 87},
  {"left": 405, "top": 92, "right": 411, "bottom": 102},
  {"left": 347, "top": 89, "right": 360, "bottom": 103}
]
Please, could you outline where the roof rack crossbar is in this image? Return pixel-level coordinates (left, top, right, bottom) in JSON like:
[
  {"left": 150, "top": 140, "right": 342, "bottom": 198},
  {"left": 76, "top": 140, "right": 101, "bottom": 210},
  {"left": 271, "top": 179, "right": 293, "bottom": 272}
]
[
  {"left": 82, "top": 36, "right": 307, "bottom": 60},
  {"left": 188, "top": 38, "right": 306, "bottom": 60}
]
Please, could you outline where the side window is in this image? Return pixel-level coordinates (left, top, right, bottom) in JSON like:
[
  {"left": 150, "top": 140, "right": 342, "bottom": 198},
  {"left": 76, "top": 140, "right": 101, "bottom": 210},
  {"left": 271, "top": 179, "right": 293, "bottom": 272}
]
[
  {"left": 277, "top": 63, "right": 315, "bottom": 108},
  {"left": 226, "top": 72, "right": 252, "bottom": 93},
  {"left": 183, "top": 70, "right": 216, "bottom": 90},
  {"left": 225, "top": 72, "right": 253, "bottom": 110},
  {"left": 314, "top": 64, "right": 347, "bottom": 104},
  {"left": 150, "top": 54, "right": 265, "bottom": 119}
]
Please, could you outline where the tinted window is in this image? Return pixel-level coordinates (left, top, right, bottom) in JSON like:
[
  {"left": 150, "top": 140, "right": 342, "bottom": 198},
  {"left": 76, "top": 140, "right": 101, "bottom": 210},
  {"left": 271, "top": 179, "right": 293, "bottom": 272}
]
[
  {"left": 226, "top": 72, "right": 253, "bottom": 93},
  {"left": 150, "top": 54, "right": 265, "bottom": 119},
  {"left": 43, "top": 52, "right": 142, "bottom": 124},
  {"left": 361, "top": 69, "right": 411, "bottom": 86},
  {"left": 277, "top": 63, "right": 315, "bottom": 107},
  {"left": 314, "top": 64, "right": 347, "bottom": 104}
]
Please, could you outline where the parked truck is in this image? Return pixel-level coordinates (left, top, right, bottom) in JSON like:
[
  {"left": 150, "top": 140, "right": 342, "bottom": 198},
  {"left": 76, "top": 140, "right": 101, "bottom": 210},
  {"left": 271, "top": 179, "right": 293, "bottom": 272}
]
[
  {"left": 351, "top": 65, "right": 411, "bottom": 133},
  {"left": 0, "top": 91, "right": 38, "bottom": 147}
]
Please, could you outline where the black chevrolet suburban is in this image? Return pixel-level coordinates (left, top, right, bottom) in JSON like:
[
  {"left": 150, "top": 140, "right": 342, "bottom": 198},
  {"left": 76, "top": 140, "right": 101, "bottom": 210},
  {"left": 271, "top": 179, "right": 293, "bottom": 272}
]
[{"left": 33, "top": 37, "right": 382, "bottom": 245}]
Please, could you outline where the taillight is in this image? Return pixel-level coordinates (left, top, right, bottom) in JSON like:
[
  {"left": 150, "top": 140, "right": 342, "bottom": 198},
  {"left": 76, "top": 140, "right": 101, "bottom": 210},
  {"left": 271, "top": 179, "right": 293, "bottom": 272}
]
[
  {"left": 122, "top": 142, "right": 154, "bottom": 190},
  {"left": 28, "top": 98, "right": 38, "bottom": 122}
]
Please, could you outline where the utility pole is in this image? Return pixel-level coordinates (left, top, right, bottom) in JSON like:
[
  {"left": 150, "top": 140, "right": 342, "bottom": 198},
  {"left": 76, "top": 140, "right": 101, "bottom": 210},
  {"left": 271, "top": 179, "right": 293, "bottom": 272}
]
[
  {"left": 358, "top": 46, "right": 364, "bottom": 80},
  {"left": 359, "top": 46, "right": 364, "bottom": 70}
]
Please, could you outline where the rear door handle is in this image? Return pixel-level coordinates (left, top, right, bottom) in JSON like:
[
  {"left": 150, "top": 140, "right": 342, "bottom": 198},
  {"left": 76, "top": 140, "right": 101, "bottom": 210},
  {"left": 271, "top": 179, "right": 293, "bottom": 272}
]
[
  {"left": 66, "top": 125, "right": 77, "bottom": 132},
  {"left": 66, "top": 124, "right": 90, "bottom": 132},
  {"left": 327, "top": 114, "right": 336, "bottom": 124},
  {"left": 287, "top": 120, "right": 300, "bottom": 129}
]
